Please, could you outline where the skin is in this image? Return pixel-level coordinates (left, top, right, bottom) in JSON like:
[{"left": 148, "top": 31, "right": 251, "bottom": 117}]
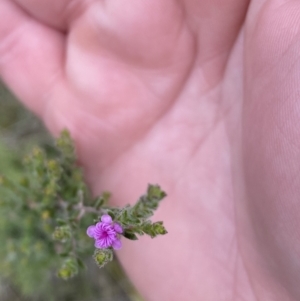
[{"left": 1, "top": 0, "right": 300, "bottom": 300}]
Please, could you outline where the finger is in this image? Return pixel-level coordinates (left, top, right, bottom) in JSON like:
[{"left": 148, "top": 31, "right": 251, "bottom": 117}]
[
  {"left": 243, "top": 0, "right": 300, "bottom": 296},
  {"left": 183, "top": 0, "right": 250, "bottom": 55},
  {"left": 12, "top": 0, "right": 89, "bottom": 31},
  {"left": 0, "top": 0, "right": 65, "bottom": 117},
  {"left": 13, "top": 0, "right": 251, "bottom": 61}
]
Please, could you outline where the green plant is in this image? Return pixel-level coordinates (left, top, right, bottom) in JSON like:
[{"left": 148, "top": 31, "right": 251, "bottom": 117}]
[{"left": 0, "top": 130, "right": 167, "bottom": 286}]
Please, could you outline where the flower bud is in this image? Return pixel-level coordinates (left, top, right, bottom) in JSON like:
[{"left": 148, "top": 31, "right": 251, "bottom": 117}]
[
  {"left": 47, "top": 160, "right": 61, "bottom": 177},
  {"left": 57, "top": 258, "right": 78, "bottom": 280},
  {"left": 93, "top": 249, "right": 113, "bottom": 268},
  {"left": 52, "top": 226, "right": 71, "bottom": 242},
  {"left": 153, "top": 222, "right": 168, "bottom": 235}
]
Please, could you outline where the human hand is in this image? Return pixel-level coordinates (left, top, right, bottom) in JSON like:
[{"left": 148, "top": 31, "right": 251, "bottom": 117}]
[{"left": 1, "top": 1, "right": 300, "bottom": 300}]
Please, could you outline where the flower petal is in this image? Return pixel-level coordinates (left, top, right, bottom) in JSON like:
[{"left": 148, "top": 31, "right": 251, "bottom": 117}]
[
  {"left": 101, "top": 214, "right": 112, "bottom": 224},
  {"left": 95, "top": 222, "right": 104, "bottom": 231},
  {"left": 86, "top": 225, "right": 96, "bottom": 238},
  {"left": 95, "top": 238, "right": 112, "bottom": 249},
  {"left": 113, "top": 223, "right": 123, "bottom": 233},
  {"left": 112, "top": 238, "right": 122, "bottom": 250},
  {"left": 95, "top": 240, "right": 104, "bottom": 249}
]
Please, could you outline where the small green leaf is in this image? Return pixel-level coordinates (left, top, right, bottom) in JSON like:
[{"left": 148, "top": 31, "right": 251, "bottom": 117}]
[
  {"left": 147, "top": 184, "right": 167, "bottom": 200},
  {"left": 123, "top": 231, "right": 138, "bottom": 240},
  {"left": 76, "top": 258, "right": 86, "bottom": 270},
  {"left": 56, "top": 218, "right": 67, "bottom": 226},
  {"left": 58, "top": 252, "right": 70, "bottom": 258},
  {"left": 94, "top": 197, "right": 104, "bottom": 209}
]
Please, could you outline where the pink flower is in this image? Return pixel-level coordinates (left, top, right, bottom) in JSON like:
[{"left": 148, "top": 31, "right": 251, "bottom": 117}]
[{"left": 87, "top": 215, "right": 123, "bottom": 250}]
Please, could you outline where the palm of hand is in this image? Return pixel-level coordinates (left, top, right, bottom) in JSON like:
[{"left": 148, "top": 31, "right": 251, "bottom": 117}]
[{"left": 1, "top": 0, "right": 300, "bottom": 300}]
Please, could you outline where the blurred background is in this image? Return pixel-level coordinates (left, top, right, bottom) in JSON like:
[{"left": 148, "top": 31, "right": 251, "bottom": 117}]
[{"left": 0, "top": 81, "right": 142, "bottom": 301}]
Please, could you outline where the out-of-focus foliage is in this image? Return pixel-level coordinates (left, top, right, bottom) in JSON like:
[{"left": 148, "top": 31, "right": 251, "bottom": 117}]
[{"left": 0, "top": 81, "right": 143, "bottom": 301}]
